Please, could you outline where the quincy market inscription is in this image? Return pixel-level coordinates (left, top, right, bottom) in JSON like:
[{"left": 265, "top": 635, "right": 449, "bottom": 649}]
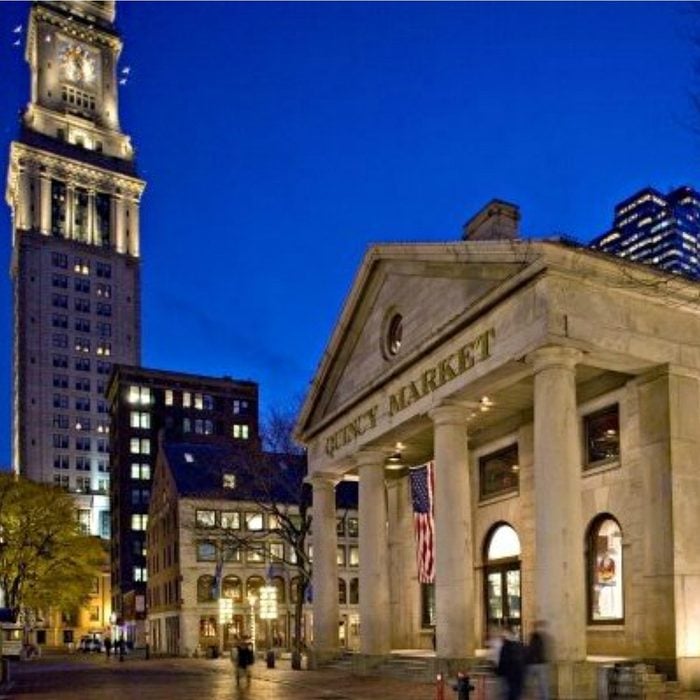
[{"left": 325, "top": 328, "right": 495, "bottom": 457}]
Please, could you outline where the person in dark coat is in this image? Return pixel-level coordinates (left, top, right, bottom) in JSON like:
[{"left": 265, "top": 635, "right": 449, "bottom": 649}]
[
  {"left": 526, "top": 620, "right": 551, "bottom": 700},
  {"left": 232, "top": 638, "right": 254, "bottom": 687},
  {"left": 496, "top": 628, "right": 527, "bottom": 700},
  {"left": 104, "top": 636, "right": 112, "bottom": 658}
]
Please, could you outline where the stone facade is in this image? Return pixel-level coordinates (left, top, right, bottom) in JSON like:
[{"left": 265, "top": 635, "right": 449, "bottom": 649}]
[{"left": 296, "top": 217, "right": 700, "bottom": 694}]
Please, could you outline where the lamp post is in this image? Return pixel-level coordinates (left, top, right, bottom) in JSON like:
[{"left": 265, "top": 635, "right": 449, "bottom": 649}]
[{"left": 259, "top": 585, "right": 278, "bottom": 669}]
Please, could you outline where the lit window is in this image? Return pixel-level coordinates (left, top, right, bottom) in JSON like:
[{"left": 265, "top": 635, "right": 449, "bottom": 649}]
[
  {"left": 349, "top": 546, "right": 359, "bottom": 567},
  {"left": 233, "top": 424, "right": 249, "bottom": 440},
  {"left": 130, "top": 463, "right": 151, "bottom": 480},
  {"left": 584, "top": 405, "right": 620, "bottom": 468},
  {"left": 133, "top": 567, "right": 148, "bottom": 582},
  {"left": 270, "top": 542, "right": 284, "bottom": 561},
  {"left": 588, "top": 516, "right": 624, "bottom": 623},
  {"left": 247, "top": 546, "right": 266, "bottom": 563},
  {"left": 337, "top": 545, "right": 347, "bottom": 567},
  {"left": 128, "top": 385, "right": 152, "bottom": 406},
  {"left": 183, "top": 392, "right": 191, "bottom": 408},
  {"left": 195, "top": 510, "right": 216, "bottom": 528},
  {"left": 131, "top": 514, "right": 148, "bottom": 531},
  {"left": 221, "top": 511, "right": 240, "bottom": 530},
  {"left": 246, "top": 513, "right": 264, "bottom": 531},
  {"left": 164, "top": 390, "right": 173, "bottom": 406},
  {"left": 223, "top": 473, "right": 236, "bottom": 489},
  {"left": 194, "top": 393, "right": 203, "bottom": 410},
  {"left": 130, "top": 438, "right": 151, "bottom": 454},
  {"left": 479, "top": 444, "right": 519, "bottom": 500},
  {"left": 130, "top": 411, "right": 151, "bottom": 429}
]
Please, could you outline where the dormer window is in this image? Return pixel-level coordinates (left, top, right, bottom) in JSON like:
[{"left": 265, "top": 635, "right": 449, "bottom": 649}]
[{"left": 223, "top": 473, "right": 236, "bottom": 490}]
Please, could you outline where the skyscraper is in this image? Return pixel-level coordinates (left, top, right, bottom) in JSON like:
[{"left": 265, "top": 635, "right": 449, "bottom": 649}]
[
  {"left": 590, "top": 186, "right": 700, "bottom": 279},
  {"left": 5, "top": 1, "right": 145, "bottom": 537}
]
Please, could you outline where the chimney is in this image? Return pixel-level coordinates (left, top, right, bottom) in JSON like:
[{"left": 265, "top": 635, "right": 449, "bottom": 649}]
[{"left": 462, "top": 199, "right": 520, "bottom": 241}]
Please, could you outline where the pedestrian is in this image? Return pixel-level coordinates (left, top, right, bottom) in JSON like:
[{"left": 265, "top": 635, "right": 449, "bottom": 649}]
[
  {"left": 231, "top": 637, "right": 254, "bottom": 688},
  {"left": 526, "top": 620, "right": 551, "bottom": 700},
  {"left": 104, "top": 636, "right": 112, "bottom": 658},
  {"left": 496, "top": 627, "right": 526, "bottom": 700}
]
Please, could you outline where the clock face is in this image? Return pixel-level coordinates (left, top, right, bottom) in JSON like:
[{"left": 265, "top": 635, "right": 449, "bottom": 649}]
[{"left": 59, "top": 41, "right": 98, "bottom": 87}]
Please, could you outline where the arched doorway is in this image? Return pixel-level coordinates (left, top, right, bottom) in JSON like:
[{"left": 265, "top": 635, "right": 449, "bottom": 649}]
[{"left": 484, "top": 523, "right": 521, "bottom": 636}]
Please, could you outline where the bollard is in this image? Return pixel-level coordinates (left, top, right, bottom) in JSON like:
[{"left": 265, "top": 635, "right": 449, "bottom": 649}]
[
  {"left": 436, "top": 672, "right": 446, "bottom": 700},
  {"left": 266, "top": 649, "right": 275, "bottom": 669}
]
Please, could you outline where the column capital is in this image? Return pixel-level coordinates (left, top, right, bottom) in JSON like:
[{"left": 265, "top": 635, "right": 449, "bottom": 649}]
[
  {"left": 527, "top": 345, "right": 583, "bottom": 374},
  {"left": 307, "top": 472, "right": 340, "bottom": 491},
  {"left": 429, "top": 401, "right": 472, "bottom": 427},
  {"left": 354, "top": 450, "right": 386, "bottom": 471}
]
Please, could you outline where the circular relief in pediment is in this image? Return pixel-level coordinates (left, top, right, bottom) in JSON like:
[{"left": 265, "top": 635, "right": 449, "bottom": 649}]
[{"left": 382, "top": 310, "right": 403, "bottom": 359}]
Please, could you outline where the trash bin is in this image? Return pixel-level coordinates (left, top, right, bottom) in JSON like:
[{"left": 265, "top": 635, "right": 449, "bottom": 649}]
[{"left": 266, "top": 650, "right": 275, "bottom": 668}]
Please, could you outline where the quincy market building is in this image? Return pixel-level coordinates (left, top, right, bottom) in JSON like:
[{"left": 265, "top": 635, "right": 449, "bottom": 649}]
[{"left": 295, "top": 202, "right": 700, "bottom": 696}]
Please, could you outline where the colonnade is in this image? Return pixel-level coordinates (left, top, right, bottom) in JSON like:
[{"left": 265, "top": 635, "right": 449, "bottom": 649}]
[
  {"left": 13, "top": 163, "right": 140, "bottom": 256},
  {"left": 310, "top": 345, "right": 587, "bottom": 666}
]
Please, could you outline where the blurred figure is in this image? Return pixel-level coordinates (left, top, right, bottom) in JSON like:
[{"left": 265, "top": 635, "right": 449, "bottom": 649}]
[
  {"left": 104, "top": 636, "right": 112, "bottom": 658},
  {"left": 496, "top": 626, "right": 526, "bottom": 700},
  {"left": 526, "top": 620, "right": 551, "bottom": 700},
  {"left": 232, "top": 637, "right": 254, "bottom": 688}
]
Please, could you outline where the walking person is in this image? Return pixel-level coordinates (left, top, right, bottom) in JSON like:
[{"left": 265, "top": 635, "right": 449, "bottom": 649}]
[
  {"left": 526, "top": 620, "right": 551, "bottom": 700},
  {"left": 231, "top": 637, "right": 254, "bottom": 688},
  {"left": 104, "top": 636, "right": 112, "bottom": 659},
  {"left": 496, "top": 627, "right": 526, "bottom": 700}
]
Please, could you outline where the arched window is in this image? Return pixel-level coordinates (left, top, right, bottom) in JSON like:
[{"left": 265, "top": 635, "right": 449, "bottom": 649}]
[
  {"left": 349, "top": 577, "right": 359, "bottom": 605},
  {"left": 197, "top": 575, "right": 215, "bottom": 603},
  {"left": 222, "top": 575, "right": 242, "bottom": 603},
  {"left": 587, "top": 515, "right": 623, "bottom": 623},
  {"left": 338, "top": 578, "right": 347, "bottom": 605},
  {"left": 271, "top": 576, "right": 286, "bottom": 604},
  {"left": 246, "top": 575, "right": 264, "bottom": 600},
  {"left": 483, "top": 523, "right": 521, "bottom": 635}
]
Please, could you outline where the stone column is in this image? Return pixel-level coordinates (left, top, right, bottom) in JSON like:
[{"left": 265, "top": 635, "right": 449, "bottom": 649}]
[
  {"left": 65, "top": 184, "right": 75, "bottom": 240},
  {"left": 530, "top": 346, "right": 585, "bottom": 662},
  {"left": 114, "top": 195, "right": 126, "bottom": 253},
  {"left": 310, "top": 473, "right": 340, "bottom": 656},
  {"left": 39, "top": 174, "right": 51, "bottom": 234},
  {"left": 16, "top": 167, "right": 32, "bottom": 231},
  {"left": 128, "top": 198, "right": 140, "bottom": 257},
  {"left": 387, "top": 473, "right": 421, "bottom": 648},
  {"left": 430, "top": 402, "right": 474, "bottom": 660},
  {"left": 357, "top": 450, "right": 391, "bottom": 657},
  {"left": 87, "top": 190, "right": 96, "bottom": 245}
]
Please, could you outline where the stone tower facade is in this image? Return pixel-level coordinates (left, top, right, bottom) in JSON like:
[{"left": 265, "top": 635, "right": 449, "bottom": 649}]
[{"left": 5, "top": 1, "right": 145, "bottom": 538}]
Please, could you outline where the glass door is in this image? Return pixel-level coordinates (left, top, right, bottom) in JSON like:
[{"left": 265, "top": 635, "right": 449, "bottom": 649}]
[{"left": 485, "top": 563, "right": 521, "bottom": 637}]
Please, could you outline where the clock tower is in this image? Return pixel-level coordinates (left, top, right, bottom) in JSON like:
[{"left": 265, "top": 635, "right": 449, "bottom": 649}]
[{"left": 5, "top": 1, "right": 145, "bottom": 538}]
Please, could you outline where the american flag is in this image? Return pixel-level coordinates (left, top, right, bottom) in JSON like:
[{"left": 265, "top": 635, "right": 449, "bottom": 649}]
[{"left": 410, "top": 462, "right": 435, "bottom": 584}]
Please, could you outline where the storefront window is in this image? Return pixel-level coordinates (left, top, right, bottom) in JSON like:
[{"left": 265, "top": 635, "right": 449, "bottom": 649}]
[
  {"left": 588, "top": 515, "right": 624, "bottom": 623},
  {"left": 479, "top": 444, "right": 519, "bottom": 500},
  {"left": 584, "top": 405, "right": 620, "bottom": 468}
]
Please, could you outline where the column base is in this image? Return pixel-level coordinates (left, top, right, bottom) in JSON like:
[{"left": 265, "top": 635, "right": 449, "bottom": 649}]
[
  {"left": 352, "top": 653, "right": 391, "bottom": 674},
  {"left": 676, "top": 657, "right": 700, "bottom": 690},
  {"left": 551, "top": 660, "right": 598, "bottom": 699},
  {"left": 307, "top": 646, "right": 343, "bottom": 670}
]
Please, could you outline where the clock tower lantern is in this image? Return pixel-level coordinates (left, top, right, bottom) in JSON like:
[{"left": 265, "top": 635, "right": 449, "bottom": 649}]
[{"left": 5, "top": 1, "right": 145, "bottom": 538}]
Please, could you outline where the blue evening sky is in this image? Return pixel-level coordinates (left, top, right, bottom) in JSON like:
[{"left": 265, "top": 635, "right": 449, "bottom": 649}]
[{"left": 0, "top": 2, "right": 698, "bottom": 466}]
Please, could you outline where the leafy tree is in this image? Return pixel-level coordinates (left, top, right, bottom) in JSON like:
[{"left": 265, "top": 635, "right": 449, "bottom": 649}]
[{"left": 0, "top": 474, "right": 104, "bottom": 622}]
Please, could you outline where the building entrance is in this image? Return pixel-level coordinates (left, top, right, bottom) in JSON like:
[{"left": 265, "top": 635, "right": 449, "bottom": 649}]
[{"left": 484, "top": 523, "right": 521, "bottom": 637}]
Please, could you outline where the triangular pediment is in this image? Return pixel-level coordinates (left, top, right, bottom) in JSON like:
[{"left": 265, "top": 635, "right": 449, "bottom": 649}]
[{"left": 299, "top": 241, "right": 542, "bottom": 436}]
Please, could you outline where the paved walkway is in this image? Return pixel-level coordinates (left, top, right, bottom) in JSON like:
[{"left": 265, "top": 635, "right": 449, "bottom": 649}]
[{"left": 2, "top": 653, "right": 437, "bottom": 700}]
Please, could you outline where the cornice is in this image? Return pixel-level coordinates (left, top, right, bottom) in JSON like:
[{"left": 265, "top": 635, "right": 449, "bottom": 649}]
[
  {"left": 34, "top": 4, "right": 122, "bottom": 51},
  {"left": 8, "top": 141, "right": 145, "bottom": 197}
]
